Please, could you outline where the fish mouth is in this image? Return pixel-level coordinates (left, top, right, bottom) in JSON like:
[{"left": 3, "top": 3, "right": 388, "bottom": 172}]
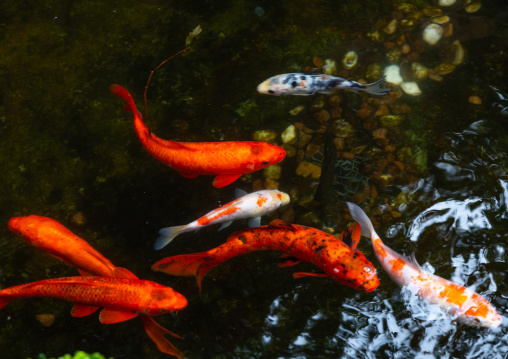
[{"left": 8, "top": 217, "right": 22, "bottom": 233}]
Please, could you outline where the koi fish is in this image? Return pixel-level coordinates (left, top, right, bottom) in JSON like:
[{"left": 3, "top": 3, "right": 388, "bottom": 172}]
[
  {"left": 155, "top": 188, "right": 291, "bottom": 249},
  {"left": 110, "top": 84, "right": 286, "bottom": 188},
  {"left": 257, "top": 73, "right": 390, "bottom": 96},
  {"left": 346, "top": 202, "right": 502, "bottom": 328},
  {"left": 8, "top": 215, "right": 185, "bottom": 359},
  {"left": 0, "top": 272, "right": 187, "bottom": 324},
  {"left": 8, "top": 216, "right": 116, "bottom": 277},
  {"left": 152, "top": 220, "right": 379, "bottom": 292}
]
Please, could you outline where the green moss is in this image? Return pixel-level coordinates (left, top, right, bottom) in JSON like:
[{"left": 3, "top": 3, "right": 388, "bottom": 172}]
[{"left": 29, "top": 351, "right": 112, "bottom": 359}]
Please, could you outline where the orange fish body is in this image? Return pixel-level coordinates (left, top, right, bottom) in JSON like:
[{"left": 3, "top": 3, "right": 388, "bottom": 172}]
[
  {"left": 347, "top": 202, "right": 502, "bottom": 328},
  {"left": 8, "top": 216, "right": 115, "bottom": 277},
  {"left": 8, "top": 215, "right": 185, "bottom": 359},
  {"left": 0, "top": 276, "right": 187, "bottom": 324},
  {"left": 110, "top": 84, "right": 286, "bottom": 188},
  {"left": 152, "top": 219, "right": 379, "bottom": 292}
]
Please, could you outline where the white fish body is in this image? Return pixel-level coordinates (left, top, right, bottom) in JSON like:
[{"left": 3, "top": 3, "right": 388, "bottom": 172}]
[
  {"left": 347, "top": 202, "right": 502, "bottom": 328},
  {"left": 155, "top": 189, "right": 290, "bottom": 250},
  {"left": 257, "top": 73, "right": 390, "bottom": 96}
]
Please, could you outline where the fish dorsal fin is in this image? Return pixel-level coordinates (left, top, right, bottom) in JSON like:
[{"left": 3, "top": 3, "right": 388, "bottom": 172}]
[
  {"left": 407, "top": 252, "right": 423, "bottom": 271},
  {"left": 71, "top": 304, "right": 101, "bottom": 317},
  {"left": 339, "top": 223, "right": 361, "bottom": 249},
  {"left": 77, "top": 269, "right": 94, "bottom": 276},
  {"left": 114, "top": 267, "right": 139, "bottom": 279},
  {"left": 268, "top": 219, "right": 295, "bottom": 230},
  {"left": 99, "top": 308, "right": 138, "bottom": 324},
  {"left": 213, "top": 174, "right": 242, "bottom": 188},
  {"left": 235, "top": 188, "right": 248, "bottom": 198}
]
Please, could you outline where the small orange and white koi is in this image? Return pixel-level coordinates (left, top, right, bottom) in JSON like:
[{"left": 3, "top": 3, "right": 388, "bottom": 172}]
[
  {"left": 155, "top": 189, "right": 290, "bottom": 250},
  {"left": 347, "top": 202, "right": 502, "bottom": 328}
]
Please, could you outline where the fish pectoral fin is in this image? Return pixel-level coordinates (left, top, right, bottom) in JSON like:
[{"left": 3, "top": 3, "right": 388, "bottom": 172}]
[
  {"left": 317, "top": 90, "right": 334, "bottom": 94},
  {"left": 114, "top": 267, "right": 139, "bottom": 279},
  {"left": 179, "top": 172, "right": 199, "bottom": 179},
  {"left": 339, "top": 223, "right": 362, "bottom": 249},
  {"left": 235, "top": 188, "right": 248, "bottom": 198},
  {"left": 277, "top": 254, "right": 301, "bottom": 268},
  {"left": 293, "top": 272, "right": 328, "bottom": 279},
  {"left": 213, "top": 174, "right": 242, "bottom": 188},
  {"left": 99, "top": 308, "right": 139, "bottom": 324},
  {"left": 218, "top": 221, "right": 233, "bottom": 231},
  {"left": 77, "top": 269, "right": 94, "bottom": 276},
  {"left": 248, "top": 216, "right": 261, "bottom": 228},
  {"left": 71, "top": 304, "right": 101, "bottom": 317}
]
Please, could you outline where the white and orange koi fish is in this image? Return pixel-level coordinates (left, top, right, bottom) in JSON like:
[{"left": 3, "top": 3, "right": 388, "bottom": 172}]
[
  {"left": 347, "top": 202, "right": 502, "bottom": 328},
  {"left": 257, "top": 74, "right": 390, "bottom": 96},
  {"left": 155, "top": 189, "right": 290, "bottom": 250}
]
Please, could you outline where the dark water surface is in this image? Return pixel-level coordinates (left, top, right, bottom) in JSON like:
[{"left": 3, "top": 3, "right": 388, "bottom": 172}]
[{"left": 1, "top": 0, "right": 508, "bottom": 358}]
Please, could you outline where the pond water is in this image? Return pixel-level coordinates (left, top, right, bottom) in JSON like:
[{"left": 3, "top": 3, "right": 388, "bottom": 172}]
[{"left": 1, "top": 0, "right": 508, "bottom": 358}]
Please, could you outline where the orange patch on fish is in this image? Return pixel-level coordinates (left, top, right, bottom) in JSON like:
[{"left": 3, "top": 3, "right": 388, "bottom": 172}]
[
  {"left": 196, "top": 206, "right": 241, "bottom": 226},
  {"left": 256, "top": 197, "right": 268, "bottom": 207},
  {"left": 388, "top": 257, "right": 406, "bottom": 276},
  {"left": 438, "top": 283, "right": 468, "bottom": 306},
  {"left": 465, "top": 302, "right": 489, "bottom": 318}
]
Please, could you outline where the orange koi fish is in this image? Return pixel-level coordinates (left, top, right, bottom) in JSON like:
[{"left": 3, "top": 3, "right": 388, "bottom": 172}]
[
  {"left": 9, "top": 216, "right": 116, "bottom": 276},
  {"left": 0, "top": 273, "right": 187, "bottom": 324},
  {"left": 8, "top": 215, "right": 185, "bottom": 359},
  {"left": 346, "top": 202, "right": 502, "bottom": 328},
  {"left": 110, "top": 84, "right": 286, "bottom": 188},
  {"left": 152, "top": 220, "right": 379, "bottom": 292},
  {"left": 155, "top": 188, "right": 290, "bottom": 249}
]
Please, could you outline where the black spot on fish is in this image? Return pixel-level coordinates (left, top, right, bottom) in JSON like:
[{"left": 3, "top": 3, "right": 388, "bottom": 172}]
[
  {"left": 314, "top": 245, "right": 326, "bottom": 253},
  {"left": 262, "top": 161, "right": 269, "bottom": 165},
  {"left": 282, "top": 76, "right": 292, "bottom": 85},
  {"left": 328, "top": 79, "right": 341, "bottom": 87},
  {"left": 300, "top": 75, "right": 306, "bottom": 80},
  {"left": 238, "top": 235, "right": 248, "bottom": 243},
  {"left": 291, "top": 81, "right": 298, "bottom": 88},
  {"left": 268, "top": 90, "right": 275, "bottom": 94}
]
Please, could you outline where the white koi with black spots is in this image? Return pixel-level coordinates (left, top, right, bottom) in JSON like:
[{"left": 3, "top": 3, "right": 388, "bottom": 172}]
[
  {"left": 257, "top": 73, "right": 390, "bottom": 96},
  {"left": 154, "top": 189, "right": 290, "bottom": 250}
]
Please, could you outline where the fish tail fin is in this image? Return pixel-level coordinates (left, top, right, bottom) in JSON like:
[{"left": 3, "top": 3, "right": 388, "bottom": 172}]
[
  {"left": 155, "top": 225, "right": 188, "bottom": 250},
  {"left": 110, "top": 84, "right": 138, "bottom": 113},
  {"left": 0, "top": 298, "right": 12, "bottom": 310},
  {"left": 141, "top": 316, "right": 184, "bottom": 359},
  {"left": 151, "top": 253, "right": 214, "bottom": 291},
  {"left": 363, "top": 76, "right": 391, "bottom": 95},
  {"left": 346, "top": 202, "right": 380, "bottom": 239}
]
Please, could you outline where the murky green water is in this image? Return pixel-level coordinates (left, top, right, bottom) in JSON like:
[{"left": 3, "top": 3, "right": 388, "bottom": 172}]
[{"left": 1, "top": 0, "right": 508, "bottom": 358}]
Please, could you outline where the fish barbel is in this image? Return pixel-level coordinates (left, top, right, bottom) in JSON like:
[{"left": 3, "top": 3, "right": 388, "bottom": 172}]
[
  {"left": 152, "top": 219, "right": 379, "bottom": 292},
  {"left": 346, "top": 202, "right": 502, "bottom": 328}
]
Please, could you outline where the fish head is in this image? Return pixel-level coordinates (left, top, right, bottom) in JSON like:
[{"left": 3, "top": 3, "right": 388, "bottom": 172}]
[
  {"left": 248, "top": 143, "right": 285, "bottom": 172},
  {"left": 257, "top": 76, "right": 291, "bottom": 96},
  {"left": 460, "top": 302, "right": 503, "bottom": 329},
  {"left": 329, "top": 249, "right": 379, "bottom": 292},
  {"left": 142, "top": 286, "right": 188, "bottom": 316},
  {"left": 8, "top": 215, "right": 44, "bottom": 238}
]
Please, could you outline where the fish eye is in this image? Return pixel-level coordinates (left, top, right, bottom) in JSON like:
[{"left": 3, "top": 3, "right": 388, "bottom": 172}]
[
  {"left": 268, "top": 90, "right": 275, "bottom": 94},
  {"left": 262, "top": 161, "right": 269, "bottom": 165},
  {"left": 363, "top": 266, "right": 372, "bottom": 273}
]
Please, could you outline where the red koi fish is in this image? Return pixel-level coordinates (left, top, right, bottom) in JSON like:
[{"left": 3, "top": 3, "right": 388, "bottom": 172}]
[
  {"left": 346, "top": 202, "right": 502, "bottom": 328},
  {"left": 110, "top": 84, "right": 286, "bottom": 188},
  {"left": 0, "top": 273, "right": 187, "bottom": 323},
  {"left": 152, "top": 220, "right": 379, "bottom": 292},
  {"left": 8, "top": 215, "right": 185, "bottom": 359}
]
